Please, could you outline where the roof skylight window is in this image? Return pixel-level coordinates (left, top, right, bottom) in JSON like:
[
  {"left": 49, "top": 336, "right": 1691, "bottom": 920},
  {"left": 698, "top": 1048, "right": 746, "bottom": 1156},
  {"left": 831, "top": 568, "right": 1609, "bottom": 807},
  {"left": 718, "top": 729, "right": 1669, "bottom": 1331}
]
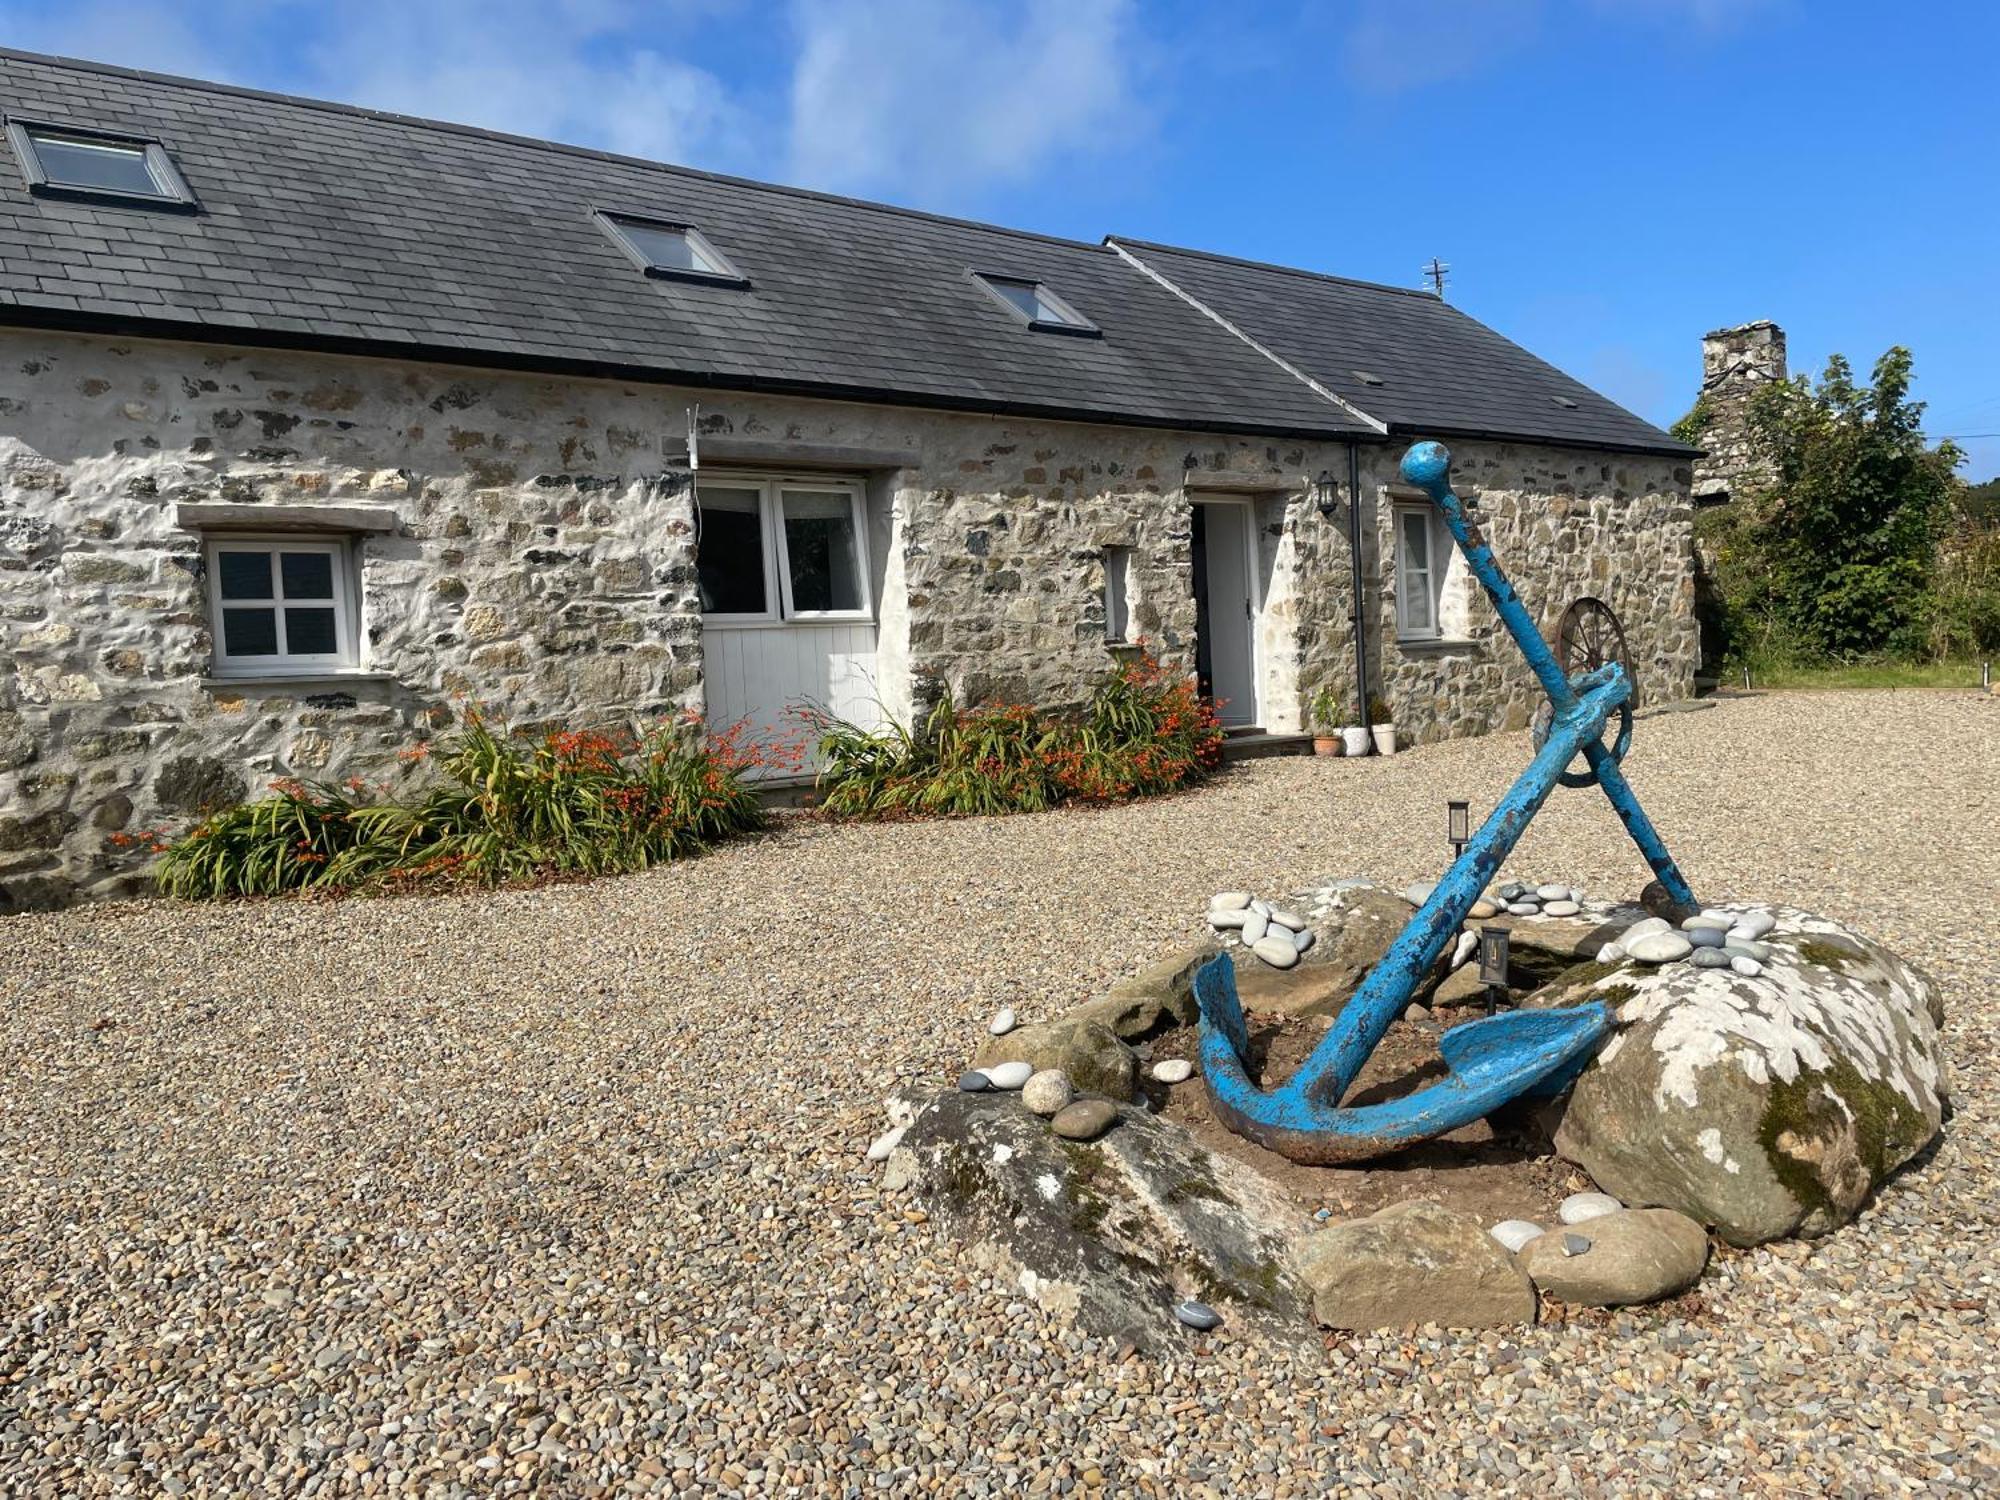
[
  {"left": 6, "top": 118, "right": 196, "bottom": 208},
  {"left": 596, "top": 211, "right": 748, "bottom": 287},
  {"left": 1352, "top": 370, "right": 1386, "bottom": 386},
  {"left": 1551, "top": 394, "right": 1581, "bottom": 409},
  {"left": 972, "top": 273, "right": 1099, "bottom": 336}
]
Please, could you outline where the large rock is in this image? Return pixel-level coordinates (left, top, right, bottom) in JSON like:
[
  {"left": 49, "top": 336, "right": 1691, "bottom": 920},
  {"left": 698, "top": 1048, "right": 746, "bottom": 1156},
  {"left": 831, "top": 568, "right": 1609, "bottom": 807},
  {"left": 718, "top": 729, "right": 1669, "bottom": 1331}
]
[
  {"left": 1290, "top": 1200, "right": 1537, "bottom": 1330},
  {"left": 1234, "top": 881, "right": 1433, "bottom": 1018},
  {"left": 894, "top": 1089, "right": 1307, "bottom": 1344},
  {"left": 974, "top": 1016, "right": 1138, "bottom": 1101},
  {"left": 1070, "top": 939, "right": 1216, "bottom": 1040},
  {"left": 1519, "top": 1208, "right": 1709, "bottom": 1307},
  {"left": 1547, "top": 907, "right": 1946, "bottom": 1245}
]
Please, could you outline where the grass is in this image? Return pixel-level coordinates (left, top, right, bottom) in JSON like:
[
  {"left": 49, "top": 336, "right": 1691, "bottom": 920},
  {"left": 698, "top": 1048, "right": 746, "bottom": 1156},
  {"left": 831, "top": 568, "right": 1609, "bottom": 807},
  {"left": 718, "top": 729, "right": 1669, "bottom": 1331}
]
[{"left": 1731, "top": 657, "right": 1993, "bottom": 691}]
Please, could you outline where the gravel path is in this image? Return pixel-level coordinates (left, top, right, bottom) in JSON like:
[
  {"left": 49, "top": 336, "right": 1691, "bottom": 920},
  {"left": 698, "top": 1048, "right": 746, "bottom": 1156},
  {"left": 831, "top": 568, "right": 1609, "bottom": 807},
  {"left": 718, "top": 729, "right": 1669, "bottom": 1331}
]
[{"left": 3, "top": 690, "right": 1996, "bottom": 1496}]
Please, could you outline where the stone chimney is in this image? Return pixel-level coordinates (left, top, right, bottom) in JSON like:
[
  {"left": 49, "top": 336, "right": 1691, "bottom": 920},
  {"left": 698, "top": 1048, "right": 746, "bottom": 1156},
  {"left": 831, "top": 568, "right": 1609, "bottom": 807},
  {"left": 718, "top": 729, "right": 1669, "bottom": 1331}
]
[{"left": 1691, "top": 320, "right": 1786, "bottom": 503}]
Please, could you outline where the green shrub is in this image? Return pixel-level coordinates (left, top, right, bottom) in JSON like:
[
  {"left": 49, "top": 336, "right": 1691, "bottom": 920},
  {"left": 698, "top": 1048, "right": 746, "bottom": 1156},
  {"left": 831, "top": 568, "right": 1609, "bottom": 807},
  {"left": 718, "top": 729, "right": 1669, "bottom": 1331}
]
[
  {"left": 808, "top": 649, "right": 1223, "bottom": 819},
  {"left": 154, "top": 714, "right": 766, "bottom": 899},
  {"left": 1926, "top": 515, "right": 2000, "bottom": 658},
  {"left": 1697, "top": 346, "right": 1964, "bottom": 670},
  {"left": 151, "top": 779, "right": 393, "bottom": 898}
]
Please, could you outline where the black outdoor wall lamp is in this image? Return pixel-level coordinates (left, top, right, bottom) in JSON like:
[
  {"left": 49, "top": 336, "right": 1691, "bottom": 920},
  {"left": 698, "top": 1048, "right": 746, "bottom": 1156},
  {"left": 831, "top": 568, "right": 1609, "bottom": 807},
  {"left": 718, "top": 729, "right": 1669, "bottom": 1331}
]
[{"left": 1312, "top": 470, "right": 1339, "bottom": 518}]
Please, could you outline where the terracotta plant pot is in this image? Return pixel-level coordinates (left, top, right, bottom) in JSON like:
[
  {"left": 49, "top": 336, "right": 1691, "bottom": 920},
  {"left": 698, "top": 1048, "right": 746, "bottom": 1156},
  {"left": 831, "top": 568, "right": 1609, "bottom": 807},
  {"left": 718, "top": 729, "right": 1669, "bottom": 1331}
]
[{"left": 1313, "top": 733, "right": 1341, "bottom": 757}]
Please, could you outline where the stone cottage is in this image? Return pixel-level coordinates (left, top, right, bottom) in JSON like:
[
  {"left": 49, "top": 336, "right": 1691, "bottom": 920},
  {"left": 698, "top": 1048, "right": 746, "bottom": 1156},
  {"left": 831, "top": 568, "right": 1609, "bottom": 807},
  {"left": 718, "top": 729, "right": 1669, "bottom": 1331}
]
[{"left": 0, "top": 49, "right": 1699, "bottom": 909}]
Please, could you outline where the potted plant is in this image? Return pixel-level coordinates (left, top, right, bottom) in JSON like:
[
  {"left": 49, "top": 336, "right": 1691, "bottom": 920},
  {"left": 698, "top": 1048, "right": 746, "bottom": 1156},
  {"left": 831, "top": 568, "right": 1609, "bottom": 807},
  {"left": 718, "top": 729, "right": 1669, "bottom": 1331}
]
[
  {"left": 1340, "top": 695, "right": 1372, "bottom": 757},
  {"left": 1309, "top": 686, "right": 1342, "bottom": 756},
  {"left": 1369, "top": 693, "right": 1397, "bottom": 756}
]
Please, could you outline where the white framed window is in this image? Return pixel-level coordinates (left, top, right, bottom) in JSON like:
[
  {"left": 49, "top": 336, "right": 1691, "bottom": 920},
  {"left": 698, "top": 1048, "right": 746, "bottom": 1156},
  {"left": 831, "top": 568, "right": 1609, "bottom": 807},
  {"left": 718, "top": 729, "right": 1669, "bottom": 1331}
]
[
  {"left": 595, "top": 210, "right": 749, "bottom": 288},
  {"left": 970, "top": 271, "right": 1101, "bottom": 336},
  {"left": 205, "top": 536, "right": 359, "bottom": 676},
  {"left": 1104, "top": 544, "right": 1134, "bottom": 643},
  {"left": 1394, "top": 503, "right": 1443, "bottom": 642},
  {"left": 696, "top": 475, "right": 871, "bottom": 624}
]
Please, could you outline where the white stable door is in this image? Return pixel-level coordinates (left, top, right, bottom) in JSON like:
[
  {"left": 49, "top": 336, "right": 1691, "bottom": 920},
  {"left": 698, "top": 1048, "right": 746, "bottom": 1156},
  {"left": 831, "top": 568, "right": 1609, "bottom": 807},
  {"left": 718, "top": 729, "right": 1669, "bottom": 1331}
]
[{"left": 1197, "top": 500, "right": 1259, "bottom": 727}]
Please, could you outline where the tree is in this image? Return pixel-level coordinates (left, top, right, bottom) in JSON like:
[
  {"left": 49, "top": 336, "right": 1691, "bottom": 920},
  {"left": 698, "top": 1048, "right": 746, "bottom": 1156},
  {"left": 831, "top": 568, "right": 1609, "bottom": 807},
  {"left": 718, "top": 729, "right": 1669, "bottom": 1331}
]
[
  {"left": 1741, "top": 347, "right": 1963, "bottom": 658},
  {"left": 1961, "top": 474, "right": 2000, "bottom": 526}
]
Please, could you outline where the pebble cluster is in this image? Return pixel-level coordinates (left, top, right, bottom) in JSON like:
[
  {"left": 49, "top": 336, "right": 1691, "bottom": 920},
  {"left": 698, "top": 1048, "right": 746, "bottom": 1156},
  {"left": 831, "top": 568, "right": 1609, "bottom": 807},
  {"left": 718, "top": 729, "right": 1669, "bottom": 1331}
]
[
  {"left": 1207, "top": 892, "right": 1315, "bottom": 969},
  {"left": 1485, "top": 879, "right": 1587, "bottom": 919},
  {"left": 0, "top": 692, "right": 1992, "bottom": 1495},
  {"left": 1599, "top": 908, "right": 1776, "bottom": 977}
]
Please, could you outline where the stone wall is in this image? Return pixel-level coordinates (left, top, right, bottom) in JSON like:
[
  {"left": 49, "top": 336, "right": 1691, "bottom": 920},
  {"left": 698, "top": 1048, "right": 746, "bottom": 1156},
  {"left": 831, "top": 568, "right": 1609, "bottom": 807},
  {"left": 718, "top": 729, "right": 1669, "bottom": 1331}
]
[
  {"left": 0, "top": 332, "right": 726, "bottom": 909},
  {"left": 0, "top": 328, "right": 1357, "bottom": 908},
  {"left": 1358, "top": 442, "right": 1699, "bottom": 744},
  {"left": 0, "top": 327, "right": 1696, "bottom": 908},
  {"left": 1691, "top": 321, "right": 1786, "bottom": 504}
]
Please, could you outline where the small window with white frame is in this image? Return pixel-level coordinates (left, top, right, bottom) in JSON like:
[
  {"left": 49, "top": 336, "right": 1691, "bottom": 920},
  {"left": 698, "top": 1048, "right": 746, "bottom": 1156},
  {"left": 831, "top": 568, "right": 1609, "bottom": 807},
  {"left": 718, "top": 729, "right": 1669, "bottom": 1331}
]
[
  {"left": 1103, "top": 544, "right": 1134, "bottom": 643},
  {"left": 1394, "top": 502, "right": 1444, "bottom": 642},
  {"left": 205, "top": 537, "right": 359, "bottom": 676},
  {"left": 696, "top": 476, "right": 871, "bottom": 623}
]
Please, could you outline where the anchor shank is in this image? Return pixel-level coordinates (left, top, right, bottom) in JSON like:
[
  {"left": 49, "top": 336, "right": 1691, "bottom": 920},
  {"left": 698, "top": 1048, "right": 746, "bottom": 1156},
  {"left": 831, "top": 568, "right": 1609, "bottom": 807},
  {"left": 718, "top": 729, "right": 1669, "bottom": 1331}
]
[
  {"left": 1582, "top": 736, "right": 1697, "bottom": 909},
  {"left": 1420, "top": 468, "right": 1579, "bottom": 712},
  {"left": 1285, "top": 670, "right": 1633, "bottom": 1105}
]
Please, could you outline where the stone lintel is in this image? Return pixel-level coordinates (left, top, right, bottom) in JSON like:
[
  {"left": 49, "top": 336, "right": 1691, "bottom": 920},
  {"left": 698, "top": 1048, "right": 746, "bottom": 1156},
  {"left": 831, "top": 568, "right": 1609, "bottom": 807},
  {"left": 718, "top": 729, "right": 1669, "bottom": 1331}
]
[
  {"left": 1182, "top": 469, "right": 1303, "bottom": 494},
  {"left": 698, "top": 439, "right": 921, "bottom": 472},
  {"left": 175, "top": 502, "right": 401, "bottom": 533}
]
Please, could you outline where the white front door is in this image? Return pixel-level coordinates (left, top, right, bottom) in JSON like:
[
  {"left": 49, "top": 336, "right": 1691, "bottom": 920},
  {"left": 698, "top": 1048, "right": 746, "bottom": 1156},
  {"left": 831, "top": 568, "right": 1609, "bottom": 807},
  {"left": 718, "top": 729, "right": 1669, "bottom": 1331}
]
[{"left": 1195, "top": 499, "right": 1258, "bottom": 727}]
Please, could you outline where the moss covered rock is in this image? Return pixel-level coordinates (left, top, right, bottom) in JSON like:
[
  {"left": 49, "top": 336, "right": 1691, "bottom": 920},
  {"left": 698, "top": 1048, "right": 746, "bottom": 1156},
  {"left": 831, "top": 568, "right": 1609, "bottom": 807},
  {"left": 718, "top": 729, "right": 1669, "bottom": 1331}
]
[
  {"left": 974, "top": 1016, "right": 1137, "bottom": 1100},
  {"left": 892, "top": 1088, "right": 1307, "bottom": 1345},
  {"left": 1550, "top": 907, "right": 1946, "bottom": 1246},
  {"left": 1069, "top": 938, "right": 1217, "bottom": 1039}
]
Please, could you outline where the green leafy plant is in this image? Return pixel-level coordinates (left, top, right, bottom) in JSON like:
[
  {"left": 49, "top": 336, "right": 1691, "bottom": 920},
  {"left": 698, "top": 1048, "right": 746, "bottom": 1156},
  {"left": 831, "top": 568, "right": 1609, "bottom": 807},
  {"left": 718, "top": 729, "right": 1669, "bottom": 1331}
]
[
  {"left": 1307, "top": 684, "right": 1343, "bottom": 730},
  {"left": 806, "top": 647, "right": 1223, "bottom": 819},
  {"left": 153, "top": 712, "right": 770, "bottom": 899}
]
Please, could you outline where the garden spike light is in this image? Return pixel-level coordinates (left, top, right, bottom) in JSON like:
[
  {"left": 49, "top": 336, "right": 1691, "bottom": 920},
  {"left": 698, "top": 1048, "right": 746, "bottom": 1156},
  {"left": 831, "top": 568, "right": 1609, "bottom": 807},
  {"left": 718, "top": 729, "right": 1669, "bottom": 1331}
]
[{"left": 1192, "top": 441, "right": 1698, "bottom": 1164}]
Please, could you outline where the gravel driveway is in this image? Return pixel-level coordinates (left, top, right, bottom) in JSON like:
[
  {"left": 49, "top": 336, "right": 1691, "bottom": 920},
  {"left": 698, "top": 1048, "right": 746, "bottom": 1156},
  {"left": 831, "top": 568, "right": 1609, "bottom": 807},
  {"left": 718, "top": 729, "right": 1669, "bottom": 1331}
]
[{"left": 3, "top": 691, "right": 1996, "bottom": 1496}]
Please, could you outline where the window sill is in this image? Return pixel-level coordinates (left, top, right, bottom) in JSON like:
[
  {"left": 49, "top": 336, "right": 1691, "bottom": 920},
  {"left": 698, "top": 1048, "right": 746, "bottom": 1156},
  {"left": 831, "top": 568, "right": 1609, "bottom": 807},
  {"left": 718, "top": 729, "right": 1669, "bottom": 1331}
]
[
  {"left": 1395, "top": 637, "right": 1483, "bottom": 655},
  {"left": 202, "top": 670, "right": 399, "bottom": 690},
  {"left": 702, "top": 616, "right": 875, "bottom": 630}
]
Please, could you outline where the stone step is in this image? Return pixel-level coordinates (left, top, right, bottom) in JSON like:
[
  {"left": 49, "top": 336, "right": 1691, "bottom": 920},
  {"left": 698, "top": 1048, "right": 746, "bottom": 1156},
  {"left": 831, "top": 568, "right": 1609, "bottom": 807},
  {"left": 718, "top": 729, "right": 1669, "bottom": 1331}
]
[{"left": 1220, "top": 730, "right": 1316, "bottom": 762}]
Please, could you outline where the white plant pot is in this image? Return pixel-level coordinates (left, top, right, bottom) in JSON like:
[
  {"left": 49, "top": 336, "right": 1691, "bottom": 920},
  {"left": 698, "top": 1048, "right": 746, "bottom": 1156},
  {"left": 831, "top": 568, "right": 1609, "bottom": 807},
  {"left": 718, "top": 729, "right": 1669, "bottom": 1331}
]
[
  {"left": 1371, "top": 723, "right": 1398, "bottom": 755},
  {"left": 1341, "top": 726, "right": 1372, "bottom": 756}
]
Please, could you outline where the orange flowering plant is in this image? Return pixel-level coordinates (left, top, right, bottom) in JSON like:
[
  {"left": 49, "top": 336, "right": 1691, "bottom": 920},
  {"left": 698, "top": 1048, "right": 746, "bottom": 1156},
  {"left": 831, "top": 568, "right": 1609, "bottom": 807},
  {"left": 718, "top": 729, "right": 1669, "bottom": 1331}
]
[
  {"left": 804, "top": 646, "right": 1222, "bottom": 819},
  {"left": 154, "top": 710, "right": 771, "bottom": 899}
]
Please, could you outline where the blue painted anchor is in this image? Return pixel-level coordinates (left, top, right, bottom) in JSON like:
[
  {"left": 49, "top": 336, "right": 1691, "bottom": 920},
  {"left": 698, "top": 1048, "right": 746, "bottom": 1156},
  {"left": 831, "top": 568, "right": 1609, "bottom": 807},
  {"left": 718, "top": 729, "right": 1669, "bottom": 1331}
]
[{"left": 1193, "top": 440, "right": 1699, "bottom": 1164}]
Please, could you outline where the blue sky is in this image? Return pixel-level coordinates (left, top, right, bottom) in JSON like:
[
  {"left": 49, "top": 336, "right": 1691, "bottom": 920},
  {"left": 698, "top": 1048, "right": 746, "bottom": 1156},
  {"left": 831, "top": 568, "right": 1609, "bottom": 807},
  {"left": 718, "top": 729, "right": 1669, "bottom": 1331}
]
[{"left": 4, "top": 0, "right": 1996, "bottom": 477}]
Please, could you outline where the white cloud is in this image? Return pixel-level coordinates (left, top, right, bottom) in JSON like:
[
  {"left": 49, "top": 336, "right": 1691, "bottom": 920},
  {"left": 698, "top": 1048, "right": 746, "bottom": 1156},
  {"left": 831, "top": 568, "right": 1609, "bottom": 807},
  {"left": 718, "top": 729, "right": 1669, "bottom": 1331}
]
[
  {"left": 784, "top": 0, "right": 1144, "bottom": 203},
  {"left": 0, "top": 0, "right": 241, "bottom": 81},
  {"left": 297, "top": 2, "right": 758, "bottom": 171},
  {"left": 0, "top": 0, "right": 759, "bottom": 173}
]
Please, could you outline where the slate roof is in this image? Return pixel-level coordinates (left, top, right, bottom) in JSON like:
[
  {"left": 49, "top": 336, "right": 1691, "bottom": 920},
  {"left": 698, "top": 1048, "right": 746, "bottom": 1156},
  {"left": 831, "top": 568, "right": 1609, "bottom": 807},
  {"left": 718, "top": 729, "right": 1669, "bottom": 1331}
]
[
  {"left": 0, "top": 48, "right": 1688, "bottom": 455},
  {"left": 0, "top": 49, "right": 1370, "bottom": 440},
  {"left": 1112, "top": 239, "right": 1694, "bottom": 457}
]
